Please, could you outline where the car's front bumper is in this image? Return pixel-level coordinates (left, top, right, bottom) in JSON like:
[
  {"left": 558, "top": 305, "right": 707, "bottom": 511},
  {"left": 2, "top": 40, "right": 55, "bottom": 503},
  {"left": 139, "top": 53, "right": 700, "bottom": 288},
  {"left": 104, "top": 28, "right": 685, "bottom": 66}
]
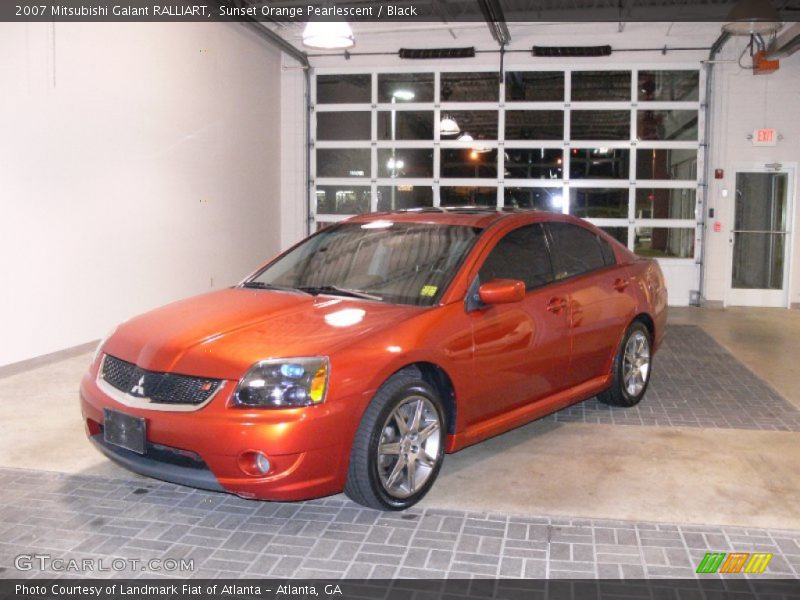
[{"left": 79, "top": 366, "right": 359, "bottom": 501}]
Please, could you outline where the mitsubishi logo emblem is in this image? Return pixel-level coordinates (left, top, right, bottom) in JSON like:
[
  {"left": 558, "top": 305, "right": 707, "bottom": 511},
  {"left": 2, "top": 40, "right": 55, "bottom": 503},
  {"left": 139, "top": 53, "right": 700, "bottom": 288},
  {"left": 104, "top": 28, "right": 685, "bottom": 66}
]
[{"left": 130, "top": 375, "right": 146, "bottom": 397}]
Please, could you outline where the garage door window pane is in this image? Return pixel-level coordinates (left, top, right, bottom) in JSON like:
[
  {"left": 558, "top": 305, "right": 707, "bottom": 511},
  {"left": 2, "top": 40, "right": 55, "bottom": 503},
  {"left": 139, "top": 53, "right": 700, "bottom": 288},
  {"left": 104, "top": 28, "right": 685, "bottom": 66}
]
[
  {"left": 441, "top": 148, "right": 498, "bottom": 178},
  {"left": 505, "top": 149, "right": 563, "bottom": 179},
  {"left": 636, "top": 189, "right": 696, "bottom": 219},
  {"left": 570, "top": 148, "right": 630, "bottom": 179},
  {"left": 635, "top": 227, "right": 695, "bottom": 258},
  {"left": 636, "top": 149, "right": 697, "bottom": 180},
  {"left": 571, "top": 110, "right": 630, "bottom": 140},
  {"left": 570, "top": 188, "right": 628, "bottom": 219},
  {"left": 317, "top": 74, "right": 371, "bottom": 104},
  {"left": 317, "top": 111, "right": 371, "bottom": 141},
  {"left": 316, "top": 149, "right": 370, "bottom": 178},
  {"left": 572, "top": 71, "right": 631, "bottom": 101},
  {"left": 637, "top": 110, "right": 698, "bottom": 141},
  {"left": 316, "top": 186, "right": 371, "bottom": 215},
  {"left": 378, "top": 111, "right": 434, "bottom": 140},
  {"left": 441, "top": 186, "right": 497, "bottom": 207},
  {"left": 377, "top": 186, "right": 434, "bottom": 211},
  {"left": 505, "top": 71, "right": 565, "bottom": 102},
  {"left": 505, "top": 110, "right": 564, "bottom": 140},
  {"left": 441, "top": 72, "right": 499, "bottom": 102},
  {"left": 638, "top": 70, "right": 699, "bottom": 101},
  {"left": 504, "top": 187, "right": 564, "bottom": 212},
  {"left": 378, "top": 73, "right": 434, "bottom": 103},
  {"left": 377, "top": 148, "right": 434, "bottom": 178},
  {"left": 441, "top": 111, "right": 498, "bottom": 140},
  {"left": 601, "top": 226, "right": 629, "bottom": 246}
]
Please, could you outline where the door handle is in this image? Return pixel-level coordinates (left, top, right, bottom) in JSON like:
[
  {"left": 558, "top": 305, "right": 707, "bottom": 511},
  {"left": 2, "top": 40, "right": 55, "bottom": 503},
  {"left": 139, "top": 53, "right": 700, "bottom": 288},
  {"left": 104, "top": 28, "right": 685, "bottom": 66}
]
[
  {"left": 613, "top": 278, "right": 629, "bottom": 292},
  {"left": 546, "top": 297, "right": 567, "bottom": 313}
]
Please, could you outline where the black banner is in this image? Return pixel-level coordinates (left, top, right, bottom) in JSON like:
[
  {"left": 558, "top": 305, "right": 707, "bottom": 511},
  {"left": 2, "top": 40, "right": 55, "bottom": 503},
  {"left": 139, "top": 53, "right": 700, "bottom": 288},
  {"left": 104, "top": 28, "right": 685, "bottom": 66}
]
[
  {"left": 2, "top": 579, "right": 800, "bottom": 600},
  {"left": 4, "top": 0, "right": 800, "bottom": 23}
]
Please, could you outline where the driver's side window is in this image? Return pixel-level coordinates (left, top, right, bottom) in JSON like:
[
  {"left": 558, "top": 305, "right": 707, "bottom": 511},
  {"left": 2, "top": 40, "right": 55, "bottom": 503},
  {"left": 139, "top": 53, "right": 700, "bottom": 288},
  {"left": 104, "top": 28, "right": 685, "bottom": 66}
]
[{"left": 479, "top": 224, "right": 555, "bottom": 290}]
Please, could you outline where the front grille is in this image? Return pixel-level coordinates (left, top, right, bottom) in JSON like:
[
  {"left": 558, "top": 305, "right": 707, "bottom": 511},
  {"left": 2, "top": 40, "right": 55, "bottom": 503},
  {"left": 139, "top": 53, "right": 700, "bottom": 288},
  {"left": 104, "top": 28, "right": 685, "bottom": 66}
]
[{"left": 101, "top": 355, "right": 222, "bottom": 405}]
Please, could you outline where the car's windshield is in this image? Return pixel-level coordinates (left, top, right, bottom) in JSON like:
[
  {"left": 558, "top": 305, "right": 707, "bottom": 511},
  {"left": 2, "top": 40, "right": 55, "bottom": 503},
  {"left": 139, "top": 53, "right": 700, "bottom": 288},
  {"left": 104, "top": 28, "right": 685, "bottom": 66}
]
[{"left": 246, "top": 221, "right": 482, "bottom": 306}]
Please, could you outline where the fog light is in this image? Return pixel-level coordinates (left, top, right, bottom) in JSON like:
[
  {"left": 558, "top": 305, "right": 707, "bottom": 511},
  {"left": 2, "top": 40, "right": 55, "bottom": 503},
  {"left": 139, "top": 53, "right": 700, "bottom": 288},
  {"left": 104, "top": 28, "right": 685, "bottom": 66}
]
[{"left": 238, "top": 451, "right": 271, "bottom": 476}]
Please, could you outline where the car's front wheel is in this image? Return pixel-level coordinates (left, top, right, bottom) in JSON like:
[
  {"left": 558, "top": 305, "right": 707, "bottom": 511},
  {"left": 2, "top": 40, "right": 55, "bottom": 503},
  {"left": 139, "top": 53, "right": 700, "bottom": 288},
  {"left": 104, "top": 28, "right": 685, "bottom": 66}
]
[
  {"left": 345, "top": 371, "right": 445, "bottom": 510},
  {"left": 597, "top": 320, "right": 652, "bottom": 407}
]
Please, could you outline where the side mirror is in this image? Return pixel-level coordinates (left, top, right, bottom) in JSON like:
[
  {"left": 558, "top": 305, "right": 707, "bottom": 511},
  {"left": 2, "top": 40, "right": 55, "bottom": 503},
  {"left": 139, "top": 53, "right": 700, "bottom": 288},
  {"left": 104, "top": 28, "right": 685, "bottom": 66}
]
[{"left": 478, "top": 279, "right": 526, "bottom": 305}]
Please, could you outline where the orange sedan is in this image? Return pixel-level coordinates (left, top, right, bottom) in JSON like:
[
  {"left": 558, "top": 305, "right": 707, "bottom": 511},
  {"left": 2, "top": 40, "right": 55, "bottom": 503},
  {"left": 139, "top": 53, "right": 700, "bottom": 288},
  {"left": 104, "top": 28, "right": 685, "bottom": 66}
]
[{"left": 80, "top": 208, "right": 667, "bottom": 510}]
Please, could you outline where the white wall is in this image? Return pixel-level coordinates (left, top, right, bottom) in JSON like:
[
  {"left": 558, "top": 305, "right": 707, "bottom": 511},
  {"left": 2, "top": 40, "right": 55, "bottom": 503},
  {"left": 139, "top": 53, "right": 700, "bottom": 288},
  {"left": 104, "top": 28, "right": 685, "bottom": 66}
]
[
  {"left": 703, "top": 36, "right": 800, "bottom": 306},
  {"left": 0, "top": 22, "right": 282, "bottom": 366}
]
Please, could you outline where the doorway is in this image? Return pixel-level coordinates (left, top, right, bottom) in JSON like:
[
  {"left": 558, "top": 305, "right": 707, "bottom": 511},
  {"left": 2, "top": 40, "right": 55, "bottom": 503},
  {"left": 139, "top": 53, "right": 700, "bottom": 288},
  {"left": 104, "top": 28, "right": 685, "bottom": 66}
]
[{"left": 727, "top": 167, "right": 794, "bottom": 307}]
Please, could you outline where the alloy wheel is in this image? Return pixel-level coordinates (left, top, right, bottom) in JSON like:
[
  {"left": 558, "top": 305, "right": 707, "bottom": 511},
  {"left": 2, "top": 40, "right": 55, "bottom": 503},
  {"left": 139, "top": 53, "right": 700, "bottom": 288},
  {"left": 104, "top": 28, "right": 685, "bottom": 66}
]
[{"left": 623, "top": 330, "right": 650, "bottom": 397}]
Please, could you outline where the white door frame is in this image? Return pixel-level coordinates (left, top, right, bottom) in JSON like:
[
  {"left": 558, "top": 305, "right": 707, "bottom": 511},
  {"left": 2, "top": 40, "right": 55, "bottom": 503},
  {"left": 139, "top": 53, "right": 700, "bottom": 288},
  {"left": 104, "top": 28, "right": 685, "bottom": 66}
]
[{"left": 724, "top": 162, "right": 797, "bottom": 308}]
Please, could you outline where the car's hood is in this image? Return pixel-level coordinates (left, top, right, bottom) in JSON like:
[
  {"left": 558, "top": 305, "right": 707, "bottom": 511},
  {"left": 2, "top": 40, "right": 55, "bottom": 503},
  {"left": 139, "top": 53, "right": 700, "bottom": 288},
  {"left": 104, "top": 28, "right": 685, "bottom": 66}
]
[{"left": 103, "top": 288, "right": 423, "bottom": 379}]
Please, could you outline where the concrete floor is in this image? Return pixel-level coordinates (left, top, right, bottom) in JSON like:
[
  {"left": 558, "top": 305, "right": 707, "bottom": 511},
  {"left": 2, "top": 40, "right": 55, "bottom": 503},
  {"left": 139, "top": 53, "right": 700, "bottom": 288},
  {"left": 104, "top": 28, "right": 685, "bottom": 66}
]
[{"left": 1, "top": 307, "right": 798, "bottom": 531}]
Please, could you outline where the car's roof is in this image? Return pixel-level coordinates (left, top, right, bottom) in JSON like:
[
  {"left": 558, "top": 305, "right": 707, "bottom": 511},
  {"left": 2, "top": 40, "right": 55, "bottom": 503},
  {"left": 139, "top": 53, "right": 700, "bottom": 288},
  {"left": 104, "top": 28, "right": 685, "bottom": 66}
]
[{"left": 346, "top": 207, "right": 561, "bottom": 229}]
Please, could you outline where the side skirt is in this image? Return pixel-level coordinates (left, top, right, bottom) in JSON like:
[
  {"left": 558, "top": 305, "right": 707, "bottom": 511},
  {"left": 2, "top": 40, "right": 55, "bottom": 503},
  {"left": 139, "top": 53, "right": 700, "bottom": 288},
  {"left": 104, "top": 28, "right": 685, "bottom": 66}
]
[{"left": 445, "top": 374, "right": 611, "bottom": 452}]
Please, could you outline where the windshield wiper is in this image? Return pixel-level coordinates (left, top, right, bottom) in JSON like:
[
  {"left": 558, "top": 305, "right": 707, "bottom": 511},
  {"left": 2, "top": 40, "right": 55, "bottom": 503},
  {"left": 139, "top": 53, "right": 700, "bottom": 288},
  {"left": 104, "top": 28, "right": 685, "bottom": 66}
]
[
  {"left": 241, "top": 281, "right": 310, "bottom": 295},
  {"left": 298, "top": 285, "right": 383, "bottom": 302}
]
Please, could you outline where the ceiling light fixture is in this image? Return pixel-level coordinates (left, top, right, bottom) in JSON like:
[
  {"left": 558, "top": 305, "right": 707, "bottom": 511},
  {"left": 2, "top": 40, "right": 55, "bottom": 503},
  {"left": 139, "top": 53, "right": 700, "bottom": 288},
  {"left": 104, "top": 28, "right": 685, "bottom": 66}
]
[
  {"left": 439, "top": 116, "right": 460, "bottom": 136},
  {"left": 722, "top": 0, "right": 782, "bottom": 35},
  {"left": 392, "top": 89, "right": 415, "bottom": 101},
  {"left": 302, "top": 21, "right": 355, "bottom": 50},
  {"left": 457, "top": 133, "right": 474, "bottom": 142}
]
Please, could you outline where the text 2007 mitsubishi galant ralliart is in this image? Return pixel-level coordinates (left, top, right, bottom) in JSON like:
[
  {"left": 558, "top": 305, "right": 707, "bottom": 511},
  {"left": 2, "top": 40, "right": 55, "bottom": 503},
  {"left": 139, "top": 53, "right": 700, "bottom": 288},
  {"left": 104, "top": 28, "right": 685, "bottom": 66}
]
[{"left": 81, "top": 208, "right": 667, "bottom": 510}]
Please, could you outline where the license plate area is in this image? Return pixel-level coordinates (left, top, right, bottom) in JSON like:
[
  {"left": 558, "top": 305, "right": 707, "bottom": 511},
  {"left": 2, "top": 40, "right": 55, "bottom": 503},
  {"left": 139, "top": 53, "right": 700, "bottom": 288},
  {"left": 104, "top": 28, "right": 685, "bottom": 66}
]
[{"left": 103, "top": 408, "right": 146, "bottom": 455}]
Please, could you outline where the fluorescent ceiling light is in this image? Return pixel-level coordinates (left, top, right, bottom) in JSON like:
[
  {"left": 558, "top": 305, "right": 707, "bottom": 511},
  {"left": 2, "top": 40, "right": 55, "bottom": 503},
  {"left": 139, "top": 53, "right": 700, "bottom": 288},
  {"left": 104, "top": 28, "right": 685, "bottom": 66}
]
[{"left": 302, "top": 21, "right": 354, "bottom": 49}]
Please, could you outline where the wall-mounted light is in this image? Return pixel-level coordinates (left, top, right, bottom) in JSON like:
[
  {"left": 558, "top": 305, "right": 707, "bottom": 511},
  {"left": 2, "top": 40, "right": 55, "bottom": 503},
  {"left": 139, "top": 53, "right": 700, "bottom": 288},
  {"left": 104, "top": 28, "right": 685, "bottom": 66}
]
[
  {"left": 302, "top": 21, "right": 355, "bottom": 49},
  {"left": 722, "top": 0, "right": 781, "bottom": 35}
]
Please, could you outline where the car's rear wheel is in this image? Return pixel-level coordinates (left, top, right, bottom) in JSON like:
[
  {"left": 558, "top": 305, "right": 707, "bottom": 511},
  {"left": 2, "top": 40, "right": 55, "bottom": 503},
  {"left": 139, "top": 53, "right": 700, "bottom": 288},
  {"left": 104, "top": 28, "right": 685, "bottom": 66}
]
[
  {"left": 597, "top": 320, "right": 652, "bottom": 407},
  {"left": 345, "top": 371, "right": 445, "bottom": 510}
]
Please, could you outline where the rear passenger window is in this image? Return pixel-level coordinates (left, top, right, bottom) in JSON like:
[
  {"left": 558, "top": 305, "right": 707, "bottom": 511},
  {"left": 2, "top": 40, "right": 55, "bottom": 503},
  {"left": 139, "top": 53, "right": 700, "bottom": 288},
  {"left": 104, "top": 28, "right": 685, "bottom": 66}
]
[
  {"left": 546, "top": 222, "right": 607, "bottom": 279},
  {"left": 598, "top": 235, "right": 616, "bottom": 266},
  {"left": 479, "top": 224, "right": 554, "bottom": 290}
]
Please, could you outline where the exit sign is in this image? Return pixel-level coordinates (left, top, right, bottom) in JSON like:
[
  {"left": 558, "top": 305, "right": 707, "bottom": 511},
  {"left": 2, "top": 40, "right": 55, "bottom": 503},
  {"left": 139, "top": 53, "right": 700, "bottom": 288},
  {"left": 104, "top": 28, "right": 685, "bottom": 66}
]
[{"left": 753, "top": 128, "right": 778, "bottom": 146}]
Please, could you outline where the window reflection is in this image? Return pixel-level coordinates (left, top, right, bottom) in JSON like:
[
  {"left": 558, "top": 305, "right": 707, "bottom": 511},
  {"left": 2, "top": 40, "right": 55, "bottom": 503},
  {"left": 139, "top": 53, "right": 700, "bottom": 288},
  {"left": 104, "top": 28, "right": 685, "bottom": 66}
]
[
  {"left": 636, "top": 149, "right": 697, "bottom": 180},
  {"left": 317, "top": 111, "right": 371, "bottom": 141},
  {"left": 441, "top": 187, "right": 497, "bottom": 207},
  {"left": 571, "top": 110, "right": 630, "bottom": 140},
  {"left": 636, "top": 189, "right": 696, "bottom": 220},
  {"left": 638, "top": 71, "right": 699, "bottom": 101},
  {"left": 317, "top": 74, "right": 371, "bottom": 104},
  {"left": 504, "top": 187, "right": 564, "bottom": 212},
  {"left": 377, "top": 148, "right": 434, "bottom": 178},
  {"left": 505, "top": 72, "right": 564, "bottom": 102},
  {"left": 377, "top": 186, "right": 434, "bottom": 211},
  {"left": 505, "top": 110, "right": 563, "bottom": 140},
  {"left": 637, "top": 110, "right": 698, "bottom": 141},
  {"left": 572, "top": 71, "right": 631, "bottom": 101},
  {"left": 441, "top": 148, "right": 498, "bottom": 178},
  {"left": 570, "top": 148, "right": 629, "bottom": 179},
  {"left": 377, "top": 111, "right": 434, "bottom": 140},
  {"left": 505, "top": 149, "right": 563, "bottom": 179},
  {"left": 441, "top": 72, "right": 499, "bottom": 102},
  {"left": 440, "top": 111, "right": 498, "bottom": 140},
  {"left": 635, "top": 227, "right": 695, "bottom": 258},
  {"left": 316, "top": 186, "right": 371, "bottom": 215},
  {"left": 378, "top": 73, "right": 434, "bottom": 103},
  {"left": 569, "top": 188, "right": 628, "bottom": 219},
  {"left": 316, "top": 149, "right": 370, "bottom": 178}
]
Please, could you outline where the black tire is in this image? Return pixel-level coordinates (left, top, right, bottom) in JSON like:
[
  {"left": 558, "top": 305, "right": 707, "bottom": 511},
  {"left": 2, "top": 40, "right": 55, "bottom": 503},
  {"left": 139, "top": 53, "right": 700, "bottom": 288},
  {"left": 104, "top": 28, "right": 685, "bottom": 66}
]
[
  {"left": 345, "top": 370, "right": 446, "bottom": 511},
  {"left": 597, "top": 320, "right": 653, "bottom": 408}
]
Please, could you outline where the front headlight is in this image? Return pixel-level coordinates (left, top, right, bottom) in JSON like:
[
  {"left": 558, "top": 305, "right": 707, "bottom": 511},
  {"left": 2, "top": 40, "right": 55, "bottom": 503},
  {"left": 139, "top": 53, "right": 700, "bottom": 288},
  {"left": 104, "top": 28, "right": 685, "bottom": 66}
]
[{"left": 233, "top": 357, "right": 330, "bottom": 408}]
